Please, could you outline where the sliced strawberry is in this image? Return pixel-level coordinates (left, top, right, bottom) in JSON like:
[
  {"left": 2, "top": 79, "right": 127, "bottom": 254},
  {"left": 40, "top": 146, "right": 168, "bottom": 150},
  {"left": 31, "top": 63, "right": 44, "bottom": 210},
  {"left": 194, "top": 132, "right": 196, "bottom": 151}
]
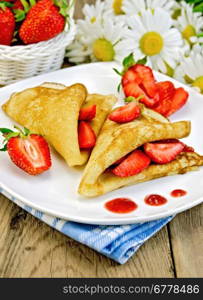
[
  {"left": 144, "top": 139, "right": 185, "bottom": 164},
  {"left": 133, "top": 64, "right": 159, "bottom": 100},
  {"left": 7, "top": 134, "right": 51, "bottom": 175},
  {"left": 108, "top": 102, "right": 141, "bottom": 123},
  {"left": 123, "top": 82, "right": 156, "bottom": 108},
  {"left": 166, "top": 87, "right": 189, "bottom": 117},
  {"left": 79, "top": 105, "right": 96, "bottom": 121},
  {"left": 153, "top": 81, "right": 175, "bottom": 116},
  {"left": 182, "top": 144, "right": 195, "bottom": 153},
  {"left": 122, "top": 67, "right": 142, "bottom": 86},
  {"left": 78, "top": 121, "right": 96, "bottom": 149},
  {"left": 112, "top": 156, "right": 127, "bottom": 166},
  {"left": 112, "top": 150, "right": 151, "bottom": 177}
]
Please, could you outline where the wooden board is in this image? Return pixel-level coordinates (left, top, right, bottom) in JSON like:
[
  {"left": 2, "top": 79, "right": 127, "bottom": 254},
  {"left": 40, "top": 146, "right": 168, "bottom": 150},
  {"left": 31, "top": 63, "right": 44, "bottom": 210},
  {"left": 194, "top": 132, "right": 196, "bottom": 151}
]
[{"left": 0, "top": 194, "right": 174, "bottom": 277}]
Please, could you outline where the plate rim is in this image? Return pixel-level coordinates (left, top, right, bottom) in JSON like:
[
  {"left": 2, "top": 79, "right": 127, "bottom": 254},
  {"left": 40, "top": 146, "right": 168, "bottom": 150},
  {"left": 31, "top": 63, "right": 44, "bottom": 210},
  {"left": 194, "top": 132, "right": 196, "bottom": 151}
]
[{"left": 0, "top": 62, "right": 203, "bottom": 225}]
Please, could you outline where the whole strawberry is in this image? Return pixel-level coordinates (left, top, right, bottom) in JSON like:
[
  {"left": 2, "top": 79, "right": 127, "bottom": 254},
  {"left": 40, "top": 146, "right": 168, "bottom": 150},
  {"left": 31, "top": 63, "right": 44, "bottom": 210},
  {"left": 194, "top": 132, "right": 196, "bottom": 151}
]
[
  {"left": 0, "top": 126, "right": 52, "bottom": 175},
  {"left": 19, "top": 0, "right": 66, "bottom": 44},
  {"left": 0, "top": 2, "right": 15, "bottom": 45}
]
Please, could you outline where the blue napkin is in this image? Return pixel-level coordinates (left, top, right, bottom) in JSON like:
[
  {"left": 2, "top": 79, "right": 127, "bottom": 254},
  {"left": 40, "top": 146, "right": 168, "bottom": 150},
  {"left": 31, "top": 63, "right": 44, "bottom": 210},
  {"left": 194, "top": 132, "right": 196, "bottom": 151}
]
[{"left": 1, "top": 189, "right": 173, "bottom": 264}]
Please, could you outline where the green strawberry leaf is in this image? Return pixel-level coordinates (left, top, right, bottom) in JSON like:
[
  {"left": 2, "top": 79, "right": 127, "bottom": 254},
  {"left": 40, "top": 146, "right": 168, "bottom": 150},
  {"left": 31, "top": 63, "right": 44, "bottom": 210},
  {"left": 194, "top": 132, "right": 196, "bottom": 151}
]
[
  {"left": 124, "top": 95, "right": 144, "bottom": 103},
  {"left": 0, "top": 128, "right": 14, "bottom": 134},
  {"left": 4, "top": 132, "right": 20, "bottom": 142},
  {"left": 0, "top": 144, "right": 7, "bottom": 152},
  {"left": 122, "top": 53, "right": 136, "bottom": 71},
  {"left": 13, "top": 9, "right": 26, "bottom": 22},
  {"left": 21, "top": 0, "right": 30, "bottom": 13},
  {"left": 113, "top": 68, "right": 123, "bottom": 76},
  {"left": 0, "top": 2, "right": 13, "bottom": 10},
  {"left": 136, "top": 56, "right": 147, "bottom": 65},
  {"left": 117, "top": 82, "right": 122, "bottom": 93},
  {"left": 23, "top": 127, "right": 30, "bottom": 136}
]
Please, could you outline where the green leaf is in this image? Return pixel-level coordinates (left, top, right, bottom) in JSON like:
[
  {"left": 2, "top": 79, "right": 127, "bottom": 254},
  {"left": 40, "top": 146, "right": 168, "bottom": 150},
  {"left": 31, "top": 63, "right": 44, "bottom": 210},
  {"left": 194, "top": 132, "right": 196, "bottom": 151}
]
[
  {"left": 0, "top": 128, "right": 13, "bottom": 134},
  {"left": 23, "top": 127, "right": 30, "bottom": 136},
  {"left": 113, "top": 68, "right": 123, "bottom": 76},
  {"left": 21, "top": 0, "right": 30, "bottom": 13},
  {"left": 0, "top": 2, "right": 13, "bottom": 10},
  {"left": 4, "top": 132, "right": 20, "bottom": 142},
  {"left": 197, "top": 32, "right": 203, "bottom": 37},
  {"left": 29, "top": 0, "right": 36, "bottom": 7},
  {"left": 193, "top": 3, "right": 203, "bottom": 12},
  {"left": 0, "top": 144, "right": 7, "bottom": 152},
  {"left": 13, "top": 9, "right": 26, "bottom": 22},
  {"left": 124, "top": 95, "right": 144, "bottom": 103},
  {"left": 122, "top": 53, "right": 135, "bottom": 71},
  {"left": 136, "top": 56, "right": 147, "bottom": 65},
  {"left": 117, "top": 82, "right": 122, "bottom": 93}
]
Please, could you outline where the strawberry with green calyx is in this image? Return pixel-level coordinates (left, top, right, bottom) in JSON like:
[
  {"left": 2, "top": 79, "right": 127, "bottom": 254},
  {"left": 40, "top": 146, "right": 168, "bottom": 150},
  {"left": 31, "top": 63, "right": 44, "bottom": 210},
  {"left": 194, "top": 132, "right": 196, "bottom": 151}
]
[
  {"left": 13, "top": 0, "right": 36, "bottom": 22},
  {"left": 19, "top": 0, "right": 70, "bottom": 44},
  {"left": 114, "top": 53, "right": 160, "bottom": 108},
  {"left": 0, "top": 2, "right": 15, "bottom": 45},
  {"left": 0, "top": 126, "right": 52, "bottom": 175}
]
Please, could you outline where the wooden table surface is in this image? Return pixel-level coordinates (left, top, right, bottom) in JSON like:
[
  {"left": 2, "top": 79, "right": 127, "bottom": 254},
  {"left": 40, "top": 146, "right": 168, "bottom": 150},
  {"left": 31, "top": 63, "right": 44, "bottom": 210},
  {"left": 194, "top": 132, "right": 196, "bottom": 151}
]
[{"left": 0, "top": 0, "right": 203, "bottom": 278}]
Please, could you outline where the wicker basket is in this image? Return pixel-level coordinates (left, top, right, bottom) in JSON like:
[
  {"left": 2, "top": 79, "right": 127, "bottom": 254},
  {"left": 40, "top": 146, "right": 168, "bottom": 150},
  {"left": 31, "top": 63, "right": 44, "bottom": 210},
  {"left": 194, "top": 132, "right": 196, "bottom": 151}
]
[{"left": 0, "top": 7, "right": 76, "bottom": 85}]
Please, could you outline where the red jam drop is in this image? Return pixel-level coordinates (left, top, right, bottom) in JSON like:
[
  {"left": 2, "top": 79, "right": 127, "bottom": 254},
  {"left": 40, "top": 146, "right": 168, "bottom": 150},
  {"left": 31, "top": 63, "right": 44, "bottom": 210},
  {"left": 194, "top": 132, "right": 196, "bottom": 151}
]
[
  {"left": 105, "top": 198, "right": 138, "bottom": 214},
  {"left": 170, "top": 189, "right": 187, "bottom": 197},
  {"left": 145, "top": 194, "right": 167, "bottom": 206}
]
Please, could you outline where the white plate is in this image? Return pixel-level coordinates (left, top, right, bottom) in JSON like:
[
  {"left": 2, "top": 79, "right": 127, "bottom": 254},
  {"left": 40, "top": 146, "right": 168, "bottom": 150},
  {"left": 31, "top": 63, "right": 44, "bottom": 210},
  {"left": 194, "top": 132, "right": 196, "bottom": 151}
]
[{"left": 0, "top": 62, "right": 203, "bottom": 225}]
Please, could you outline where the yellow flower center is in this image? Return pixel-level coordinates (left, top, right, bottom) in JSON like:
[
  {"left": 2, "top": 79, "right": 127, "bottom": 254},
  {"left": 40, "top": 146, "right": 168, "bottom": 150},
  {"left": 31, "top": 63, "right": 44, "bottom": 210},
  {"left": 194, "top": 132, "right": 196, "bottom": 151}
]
[
  {"left": 140, "top": 32, "right": 164, "bottom": 56},
  {"left": 113, "top": 0, "right": 124, "bottom": 15},
  {"left": 192, "top": 76, "right": 203, "bottom": 93},
  {"left": 182, "top": 25, "right": 196, "bottom": 43},
  {"left": 90, "top": 17, "right": 96, "bottom": 23},
  {"left": 92, "top": 38, "right": 115, "bottom": 61}
]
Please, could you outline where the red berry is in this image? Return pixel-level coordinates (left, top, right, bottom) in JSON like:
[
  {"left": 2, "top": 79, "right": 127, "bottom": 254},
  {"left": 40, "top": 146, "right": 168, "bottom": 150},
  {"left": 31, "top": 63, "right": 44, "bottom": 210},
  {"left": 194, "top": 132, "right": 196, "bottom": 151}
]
[
  {"left": 0, "top": 7, "right": 15, "bottom": 46},
  {"left": 7, "top": 134, "right": 51, "bottom": 175},
  {"left": 108, "top": 102, "right": 141, "bottom": 123},
  {"left": 19, "top": 0, "right": 65, "bottom": 44},
  {"left": 144, "top": 139, "right": 185, "bottom": 164},
  {"left": 79, "top": 105, "right": 96, "bottom": 121},
  {"left": 112, "top": 150, "right": 151, "bottom": 177},
  {"left": 78, "top": 121, "right": 96, "bottom": 149}
]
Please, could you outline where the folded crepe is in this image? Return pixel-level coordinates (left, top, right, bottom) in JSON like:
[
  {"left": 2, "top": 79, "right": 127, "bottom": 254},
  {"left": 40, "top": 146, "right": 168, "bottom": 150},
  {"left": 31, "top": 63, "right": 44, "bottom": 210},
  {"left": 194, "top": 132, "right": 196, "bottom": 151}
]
[
  {"left": 2, "top": 82, "right": 117, "bottom": 167},
  {"left": 78, "top": 105, "right": 203, "bottom": 197}
]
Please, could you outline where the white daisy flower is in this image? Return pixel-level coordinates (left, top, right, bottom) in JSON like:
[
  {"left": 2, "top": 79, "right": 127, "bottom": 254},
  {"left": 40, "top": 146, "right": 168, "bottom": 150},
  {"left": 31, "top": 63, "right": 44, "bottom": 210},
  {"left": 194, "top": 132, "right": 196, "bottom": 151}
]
[
  {"left": 123, "top": 0, "right": 176, "bottom": 16},
  {"left": 174, "top": 2, "right": 203, "bottom": 46},
  {"left": 82, "top": 0, "right": 107, "bottom": 24},
  {"left": 126, "top": 8, "right": 183, "bottom": 74},
  {"left": 67, "top": 17, "right": 133, "bottom": 64},
  {"left": 174, "top": 45, "right": 203, "bottom": 94},
  {"left": 104, "top": 0, "right": 125, "bottom": 16}
]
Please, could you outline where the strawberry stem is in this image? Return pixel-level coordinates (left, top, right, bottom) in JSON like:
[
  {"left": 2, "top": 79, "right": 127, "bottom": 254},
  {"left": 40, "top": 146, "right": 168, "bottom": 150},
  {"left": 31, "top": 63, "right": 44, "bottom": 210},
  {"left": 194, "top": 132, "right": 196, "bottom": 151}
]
[
  {"left": 124, "top": 95, "right": 144, "bottom": 103},
  {"left": 0, "top": 2, "right": 13, "bottom": 10}
]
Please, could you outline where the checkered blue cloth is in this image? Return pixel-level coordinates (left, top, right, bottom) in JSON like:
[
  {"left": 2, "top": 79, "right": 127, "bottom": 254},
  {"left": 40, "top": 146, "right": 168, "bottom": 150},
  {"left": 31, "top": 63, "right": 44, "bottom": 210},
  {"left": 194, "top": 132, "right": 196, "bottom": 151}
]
[{"left": 1, "top": 189, "right": 173, "bottom": 264}]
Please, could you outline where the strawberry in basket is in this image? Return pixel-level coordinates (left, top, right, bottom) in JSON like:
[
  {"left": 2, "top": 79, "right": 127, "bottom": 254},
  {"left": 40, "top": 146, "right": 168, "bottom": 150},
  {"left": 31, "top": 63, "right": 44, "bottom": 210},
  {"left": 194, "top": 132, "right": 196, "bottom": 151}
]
[
  {"left": 0, "top": 0, "right": 70, "bottom": 45},
  {"left": 0, "top": 2, "right": 15, "bottom": 45},
  {"left": 19, "top": 0, "right": 67, "bottom": 44}
]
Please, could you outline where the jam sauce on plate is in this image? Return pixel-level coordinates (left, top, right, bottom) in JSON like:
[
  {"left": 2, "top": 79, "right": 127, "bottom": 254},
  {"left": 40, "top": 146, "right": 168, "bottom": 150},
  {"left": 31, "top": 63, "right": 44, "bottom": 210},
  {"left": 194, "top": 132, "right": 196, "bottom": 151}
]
[
  {"left": 105, "top": 198, "right": 138, "bottom": 214},
  {"left": 170, "top": 189, "right": 187, "bottom": 197},
  {"left": 144, "top": 194, "right": 167, "bottom": 206}
]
